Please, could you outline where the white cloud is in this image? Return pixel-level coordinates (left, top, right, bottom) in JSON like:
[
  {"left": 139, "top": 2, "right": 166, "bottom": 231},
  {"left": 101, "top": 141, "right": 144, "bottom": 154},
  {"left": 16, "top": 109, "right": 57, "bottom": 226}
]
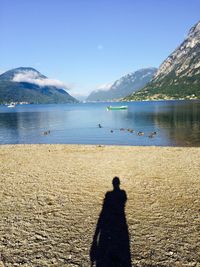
[
  {"left": 12, "top": 71, "right": 70, "bottom": 90},
  {"left": 95, "top": 82, "right": 113, "bottom": 91}
]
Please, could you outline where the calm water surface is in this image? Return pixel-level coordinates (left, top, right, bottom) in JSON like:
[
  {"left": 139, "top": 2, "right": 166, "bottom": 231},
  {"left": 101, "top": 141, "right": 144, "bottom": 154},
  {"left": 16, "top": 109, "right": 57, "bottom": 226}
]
[{"left": 0, "top": 101, "right": 200, "bottom": 146}]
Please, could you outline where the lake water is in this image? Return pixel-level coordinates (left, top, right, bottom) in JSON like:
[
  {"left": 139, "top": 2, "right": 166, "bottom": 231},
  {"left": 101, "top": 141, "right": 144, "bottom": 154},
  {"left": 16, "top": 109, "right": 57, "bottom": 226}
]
[{"left": 0, "top": 101, "right": 200, "bottom": 146}]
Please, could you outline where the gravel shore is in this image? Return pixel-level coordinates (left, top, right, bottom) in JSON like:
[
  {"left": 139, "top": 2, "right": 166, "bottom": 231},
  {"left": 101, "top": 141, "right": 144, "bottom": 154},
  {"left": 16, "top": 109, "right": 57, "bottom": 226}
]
[{"left": 0, "top": 145, "right": 200, "bottom": 267}]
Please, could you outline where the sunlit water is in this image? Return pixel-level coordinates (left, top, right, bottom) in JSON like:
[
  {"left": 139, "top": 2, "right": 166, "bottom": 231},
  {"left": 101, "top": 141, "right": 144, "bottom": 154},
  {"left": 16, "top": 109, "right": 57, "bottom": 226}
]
[{"left": 0, "top": 101, "right": 200, "bottom": 146}]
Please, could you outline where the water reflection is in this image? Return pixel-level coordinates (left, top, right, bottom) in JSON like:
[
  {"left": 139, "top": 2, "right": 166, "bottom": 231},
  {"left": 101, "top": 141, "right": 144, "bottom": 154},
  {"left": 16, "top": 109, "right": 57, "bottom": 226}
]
[
  {"left": 0, "top": 101, "right": 200, "bottom": 146},
  {"left": 153, "top": 101, "right": 200, "bottom": 146}
]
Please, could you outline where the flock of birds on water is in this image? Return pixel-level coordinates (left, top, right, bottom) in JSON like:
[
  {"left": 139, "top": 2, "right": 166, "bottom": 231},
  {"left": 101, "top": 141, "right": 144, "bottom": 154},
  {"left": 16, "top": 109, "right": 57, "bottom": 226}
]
[
  {"left": 98, "top": 124, "right": 157, "bottom": 138},
  {"left": 42, "top": 125, "right": 157, "bottom": 139}
]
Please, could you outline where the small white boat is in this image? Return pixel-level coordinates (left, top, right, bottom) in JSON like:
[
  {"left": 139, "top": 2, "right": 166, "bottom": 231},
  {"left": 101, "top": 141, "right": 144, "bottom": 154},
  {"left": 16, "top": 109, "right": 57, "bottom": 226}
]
[{"left": 7, "top": 103, "right": 16, "bottom": 108}]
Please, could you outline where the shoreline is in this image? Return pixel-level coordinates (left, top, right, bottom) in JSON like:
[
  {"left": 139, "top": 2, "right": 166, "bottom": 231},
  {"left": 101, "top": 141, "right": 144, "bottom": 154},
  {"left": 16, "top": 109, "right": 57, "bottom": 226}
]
[
  {"left": 1, "top": 98, "right": 200, "bottom": 105},
  {"left": 1, "top": 143, "right": 200, "bottom": 148},
  {"left": 0, "top": 144, "right": 200, "bottom": 266}
]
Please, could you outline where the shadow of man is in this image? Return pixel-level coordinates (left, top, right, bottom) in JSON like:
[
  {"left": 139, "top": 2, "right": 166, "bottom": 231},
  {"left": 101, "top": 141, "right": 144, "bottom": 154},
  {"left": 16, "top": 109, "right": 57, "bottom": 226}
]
[{"left": 90, "top": 177, "right": 132, "bottom": 267}]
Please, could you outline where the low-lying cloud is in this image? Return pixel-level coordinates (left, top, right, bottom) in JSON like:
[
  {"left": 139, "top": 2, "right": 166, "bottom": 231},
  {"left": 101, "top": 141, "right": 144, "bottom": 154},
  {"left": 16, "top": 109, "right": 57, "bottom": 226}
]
[
  {"left": 95, "top": 82, "right": 113, "bottom": 91},
  {"left": 12, "top": 71, "right": 70, "bottom": 90}
]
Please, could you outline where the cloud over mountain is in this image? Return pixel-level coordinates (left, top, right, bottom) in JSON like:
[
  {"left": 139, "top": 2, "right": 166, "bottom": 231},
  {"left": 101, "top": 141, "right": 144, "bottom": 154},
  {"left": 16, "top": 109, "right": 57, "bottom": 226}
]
[
  {"left": 0, "top": 67, "right": 78, "bottom": 104},
  {"left": 12, "top": 70, "right": 70, "bottom": 90},
  {"left": 95, "top": 82, "right": 113, "bottom": 91}
]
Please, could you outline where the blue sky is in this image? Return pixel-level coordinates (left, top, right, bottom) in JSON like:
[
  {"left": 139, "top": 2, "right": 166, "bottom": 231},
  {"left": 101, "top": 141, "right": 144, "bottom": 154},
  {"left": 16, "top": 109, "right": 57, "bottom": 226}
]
[{"left": 1, "top": 0, "right": 200, "bottom": 96}]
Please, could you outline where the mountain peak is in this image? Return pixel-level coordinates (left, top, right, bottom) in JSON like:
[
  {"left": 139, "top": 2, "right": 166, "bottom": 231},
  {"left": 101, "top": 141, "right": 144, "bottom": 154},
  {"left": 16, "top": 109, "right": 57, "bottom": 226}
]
[
  {"left": 14, "top": 67, "right": 39, "bottom": 72},
  {"left": 87, "top": 67, "right": 157, "bottom": 101},
  {"left": 0, "top": 67, "right": 78, "bottom": 104},
  {"left": 152, "top": 21, "right": 200, "bottom": 81},
  {"left": 0, "top": 67, "right": 45, "bottom": 81},
  {"left": 127, "top": 21, "right": 200, "bottom": 100},
  {"left": 189, "top": 20, "right": 200, "bottom": 36}
]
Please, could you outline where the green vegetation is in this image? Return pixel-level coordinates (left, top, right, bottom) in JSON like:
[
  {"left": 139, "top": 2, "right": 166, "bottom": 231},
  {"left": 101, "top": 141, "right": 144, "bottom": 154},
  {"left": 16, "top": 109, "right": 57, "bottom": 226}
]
[
  {"left": 124, "top": 25, "right": 200, "bottom": 101},
  {"left": 0, "top": 67, "right": 78, "bottom": 104},
  {"left": 125, "top": 72, "right": 200, "bottom": 101},
  {"left": 0, "top": 81, "right": 78, "bottom": 104}
]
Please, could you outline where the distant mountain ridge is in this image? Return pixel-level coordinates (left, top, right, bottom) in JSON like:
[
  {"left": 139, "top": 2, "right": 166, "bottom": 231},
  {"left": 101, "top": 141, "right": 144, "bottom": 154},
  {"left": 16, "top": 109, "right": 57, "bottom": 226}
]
[
  {"left": 125, "top": 21, "right": 200, "bottom": 100},
  {"left": 0, "top": 67, "right": 78, "bottom": 104},
  {"left": 87, "top": 68, "right": 157, "bottom": 101}
]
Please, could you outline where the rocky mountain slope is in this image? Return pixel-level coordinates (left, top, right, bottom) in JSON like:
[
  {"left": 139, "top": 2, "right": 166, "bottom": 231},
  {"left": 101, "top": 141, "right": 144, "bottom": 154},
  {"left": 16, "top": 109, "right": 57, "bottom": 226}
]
[
  {"left": 126, "top": 21, "right": 200, "bottom": 100},
  {"left": 0, "top": 67, "right": 78, "bottom": 104},
  {"left": 87, "top": 68, "right": 157, "bottom": 101}
]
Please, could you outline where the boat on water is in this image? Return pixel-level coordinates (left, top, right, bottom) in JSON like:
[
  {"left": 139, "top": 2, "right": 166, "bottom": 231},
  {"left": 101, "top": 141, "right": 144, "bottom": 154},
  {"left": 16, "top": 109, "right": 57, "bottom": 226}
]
[
  {"left": 107, "top": 105, "right": 128, "bottom": 111},
  {"left": 7, "top": 103, "right": 16, "bottom": 108}
]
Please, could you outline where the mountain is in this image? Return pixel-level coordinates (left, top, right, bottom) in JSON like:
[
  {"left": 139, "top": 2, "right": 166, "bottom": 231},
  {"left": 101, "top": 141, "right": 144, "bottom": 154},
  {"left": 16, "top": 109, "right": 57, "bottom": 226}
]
[
  {"left": 0, "top": 67, "right": 78, "bottom": 104},
  {"left": 126, "top": 21, "right": 200, "bottom": 101},
  {"left": 86, "top": 68, "right": 157, "bottom": 101},
  {"left": 71, "top": 93, "right": 88, "bottom": 102}
]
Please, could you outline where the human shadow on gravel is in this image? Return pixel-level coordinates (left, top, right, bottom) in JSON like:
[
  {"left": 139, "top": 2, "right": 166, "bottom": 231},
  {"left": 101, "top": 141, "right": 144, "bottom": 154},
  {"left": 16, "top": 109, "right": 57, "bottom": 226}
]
[{"left": 90, "top": 177, "right": 132, "bottom": 267}]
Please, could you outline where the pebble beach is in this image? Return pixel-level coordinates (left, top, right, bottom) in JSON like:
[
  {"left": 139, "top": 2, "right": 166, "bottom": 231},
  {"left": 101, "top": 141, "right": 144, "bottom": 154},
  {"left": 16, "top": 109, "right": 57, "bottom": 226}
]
[{"left": 0, "top": 144, "right": 200, "bottom": 266}]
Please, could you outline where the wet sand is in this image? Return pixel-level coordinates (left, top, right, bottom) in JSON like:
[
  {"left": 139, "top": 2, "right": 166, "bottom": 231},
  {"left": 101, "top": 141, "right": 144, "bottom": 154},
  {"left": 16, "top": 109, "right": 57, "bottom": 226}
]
[{"left": 0, "top": 144, "right": 200, "bottom": 266}]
